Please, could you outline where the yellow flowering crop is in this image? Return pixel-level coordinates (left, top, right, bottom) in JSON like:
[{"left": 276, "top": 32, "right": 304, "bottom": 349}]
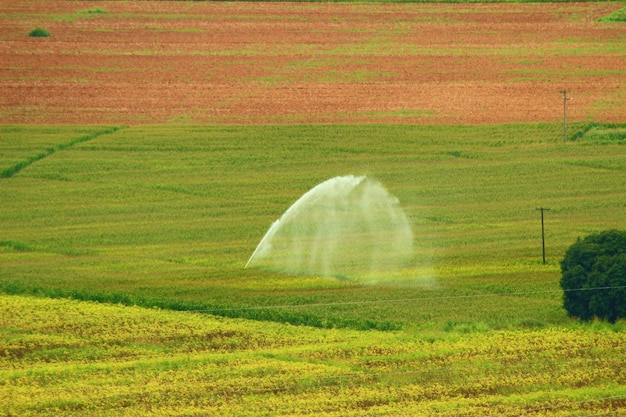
[{"left": 2, "top": 294, "right": 625, "bottom": 416}]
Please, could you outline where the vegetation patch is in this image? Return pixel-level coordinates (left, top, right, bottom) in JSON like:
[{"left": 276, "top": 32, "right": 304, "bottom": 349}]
[
  {"left": 78, "top": 7, "right": 108, "bottom": 15},
  {"left": 0, "top": 126, "right": 126, "bottom": 178},
  {"left": 28, "top": 27, "right": 51, "bottom": 37},
  {"left": 569, "top": 122, "right": 626, "bottom": 143},
  {"left": 599, "top": 7, "right": 626, "bottom": 23},
  {"left": 0, "top": 240, "right": 35, "bottom": 252}
]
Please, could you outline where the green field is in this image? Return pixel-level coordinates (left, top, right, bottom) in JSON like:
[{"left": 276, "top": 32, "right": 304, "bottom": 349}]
[
  {"left": 1, "top": 122, "right": 625, "bottom": 415},
  {"left": 2, "top": 123, "right": 625, "bottom": 329}
]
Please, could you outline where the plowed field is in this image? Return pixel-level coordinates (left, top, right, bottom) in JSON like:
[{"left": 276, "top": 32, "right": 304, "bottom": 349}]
[{"left": 1, "top": 1, "right": 624, "bottom": 124}]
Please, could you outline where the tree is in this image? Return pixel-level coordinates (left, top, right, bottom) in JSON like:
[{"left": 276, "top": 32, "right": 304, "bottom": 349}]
[{"left": 560, "top": 230, "right": 626, "bottom": 322}]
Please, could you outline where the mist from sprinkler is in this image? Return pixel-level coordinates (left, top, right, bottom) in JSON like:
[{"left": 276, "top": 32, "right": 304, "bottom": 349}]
[{"left": 245, "top": 175, "right": 417, "bottom": 282}]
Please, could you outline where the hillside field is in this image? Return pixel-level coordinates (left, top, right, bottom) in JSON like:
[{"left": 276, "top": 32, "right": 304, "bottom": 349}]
[
  {"left": 1, "top": 122, "right": 625, "bottom": 415},
  {"left": 1, "top": 0, "right": 626, "bottom": 415},
  {"left": 2, "top": 294, "right": 626, "bottom": 416}
]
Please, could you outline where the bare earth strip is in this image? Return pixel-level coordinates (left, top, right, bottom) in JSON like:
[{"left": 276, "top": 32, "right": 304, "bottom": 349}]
[{"left": 0, "top": 1, "right": 624, "bottom": 125}]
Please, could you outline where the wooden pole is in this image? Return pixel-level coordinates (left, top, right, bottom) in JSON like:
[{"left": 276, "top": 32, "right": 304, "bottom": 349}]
[
  {"left": 536, "top": 207, "right": 550, "bottom": 264},
  {"left": 560, "top": 90, "right": 568, "bottom": 143}
]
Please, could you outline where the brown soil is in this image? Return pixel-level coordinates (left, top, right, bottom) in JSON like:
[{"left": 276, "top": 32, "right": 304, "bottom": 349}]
[{"left": 0, "top": 1, "right": 623, "bottom": 125}]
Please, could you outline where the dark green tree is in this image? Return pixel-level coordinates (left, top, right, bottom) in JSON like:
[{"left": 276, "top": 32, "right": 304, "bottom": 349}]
[{"left": 560, "top": 230, "right": 626, "bottom": 322}]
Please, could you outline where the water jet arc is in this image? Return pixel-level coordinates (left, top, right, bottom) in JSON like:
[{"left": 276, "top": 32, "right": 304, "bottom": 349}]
[{"left": 245, "top": 175, "right": 414, "bottom": 279}]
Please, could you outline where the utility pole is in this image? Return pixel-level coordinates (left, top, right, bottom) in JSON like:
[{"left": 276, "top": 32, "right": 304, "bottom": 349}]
[
  {"left": 536, "top": 207, "right": 550, "bottom": 265},
  {"left": 560, "top": 90, "right": 569, "bottom": 143}
]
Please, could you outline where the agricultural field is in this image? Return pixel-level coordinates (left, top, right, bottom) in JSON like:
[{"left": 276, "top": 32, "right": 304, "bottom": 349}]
[
  {"left": 0, "top": 1, "right": 625, "bottom": 124},
  {"left": 1, "top": 1, "right": 626, "bottom": 416},
  {"left": 1, "top": 122, "right": 625, "bottom": 330},
  {"left": 2, "top": 294, "right": 626, "bottom": 416},
  {"left": 2, "top": 122, "right": 625, "bottom": 415}
]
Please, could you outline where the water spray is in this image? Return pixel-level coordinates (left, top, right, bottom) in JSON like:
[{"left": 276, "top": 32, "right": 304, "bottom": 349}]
[{"left": 245, "top": 175, "right": 414, "bottom": 280}]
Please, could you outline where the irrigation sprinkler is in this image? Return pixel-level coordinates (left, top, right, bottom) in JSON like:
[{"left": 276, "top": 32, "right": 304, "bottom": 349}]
[{"left": 536, "top": 207, "right": 550, "bottom": 265}]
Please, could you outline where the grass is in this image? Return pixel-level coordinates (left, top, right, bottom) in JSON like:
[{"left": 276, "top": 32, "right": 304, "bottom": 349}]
[
  {"left": 599, "top": 7, "right": 626, "bottom": 23},
  {"left": 1, "top": 122, "right": 624, "bottom": 332},
  {"left": 570, "top": 121, "right": 626, "bottom": 143},
  {"left": 0, "top": 126, "right": 125, "bottom": 178}
]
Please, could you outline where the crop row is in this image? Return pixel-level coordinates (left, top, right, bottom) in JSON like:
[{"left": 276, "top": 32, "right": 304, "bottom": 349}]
[{"left": 2, "top": 294, "right": 625, "bottom": 416}]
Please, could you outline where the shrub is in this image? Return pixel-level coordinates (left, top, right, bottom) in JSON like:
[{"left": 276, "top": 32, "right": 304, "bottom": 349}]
[
  {"left": 29, "top": 27, "right": 51, "bottom": 37},
  {"left": 560, "top": 230, "right": 626, "bottom": 323}
]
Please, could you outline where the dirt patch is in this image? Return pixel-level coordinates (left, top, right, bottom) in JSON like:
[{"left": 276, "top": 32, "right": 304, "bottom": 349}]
[{"left": 0, "top": 1, "right": 623, "bottom": 124}]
